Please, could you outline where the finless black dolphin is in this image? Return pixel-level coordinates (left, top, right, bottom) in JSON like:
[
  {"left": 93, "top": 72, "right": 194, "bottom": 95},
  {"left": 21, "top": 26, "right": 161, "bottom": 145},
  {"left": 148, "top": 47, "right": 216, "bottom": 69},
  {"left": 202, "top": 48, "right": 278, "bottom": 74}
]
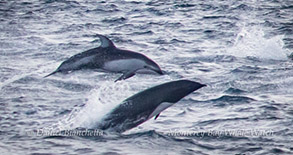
[
  {"left": 44, "top": 34, "right": 163, "bottom": 81},
  {"left": 97, "top": 80, "right": 206, "bottom": 133}
]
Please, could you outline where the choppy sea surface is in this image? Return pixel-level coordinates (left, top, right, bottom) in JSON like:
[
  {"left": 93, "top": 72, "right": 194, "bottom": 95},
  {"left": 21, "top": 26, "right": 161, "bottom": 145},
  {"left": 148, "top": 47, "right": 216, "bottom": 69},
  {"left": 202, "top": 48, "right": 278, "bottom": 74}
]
[{"left": 1, "top": 0, "right": 293, "bottom": 154}]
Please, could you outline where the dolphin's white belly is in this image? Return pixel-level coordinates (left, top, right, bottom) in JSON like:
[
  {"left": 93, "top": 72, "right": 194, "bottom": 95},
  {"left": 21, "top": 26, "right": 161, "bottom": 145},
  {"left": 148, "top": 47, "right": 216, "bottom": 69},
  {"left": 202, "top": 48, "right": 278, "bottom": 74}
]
[
  {"left": 148, "top": 102, "right": 174, "bottom": 120},
  {"left": 103, "top": 59, "right": 146, "bottom": 72}
]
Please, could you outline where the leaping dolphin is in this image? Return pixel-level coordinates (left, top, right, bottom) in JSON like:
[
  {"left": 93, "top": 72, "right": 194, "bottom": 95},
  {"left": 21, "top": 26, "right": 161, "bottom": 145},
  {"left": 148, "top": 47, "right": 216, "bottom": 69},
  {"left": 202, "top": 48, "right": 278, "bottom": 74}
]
[
  {"left": 44, "top": 34, "right": 163, "bottom": 81},
  {"left": 97, "top": 80, "right": 206, "bottom": 133}
]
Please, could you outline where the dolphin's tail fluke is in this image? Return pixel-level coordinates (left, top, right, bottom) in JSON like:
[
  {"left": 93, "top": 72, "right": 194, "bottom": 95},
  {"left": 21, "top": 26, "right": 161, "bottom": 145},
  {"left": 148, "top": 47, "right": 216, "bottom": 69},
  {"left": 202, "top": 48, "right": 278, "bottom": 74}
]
[{"left": 44, "top": 71, "right": 58, "bottom": 78}]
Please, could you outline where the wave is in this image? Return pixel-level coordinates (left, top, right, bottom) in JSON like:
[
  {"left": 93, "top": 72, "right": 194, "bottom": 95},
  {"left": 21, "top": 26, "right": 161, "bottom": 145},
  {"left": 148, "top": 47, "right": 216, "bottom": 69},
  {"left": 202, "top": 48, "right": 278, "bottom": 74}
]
[{"left": 209, "top": 95, "right": 255, "bottom": 105}]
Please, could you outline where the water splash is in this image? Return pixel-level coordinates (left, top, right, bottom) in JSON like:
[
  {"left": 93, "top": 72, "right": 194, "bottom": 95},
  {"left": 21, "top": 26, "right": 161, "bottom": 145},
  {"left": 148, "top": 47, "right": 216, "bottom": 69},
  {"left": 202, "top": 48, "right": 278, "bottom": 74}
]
[
  {"left": 51, "top": 81, "right": 134, "bottom": 131},
  {"left": 227, "top": 26, "right": 290, "bottom": 60}
]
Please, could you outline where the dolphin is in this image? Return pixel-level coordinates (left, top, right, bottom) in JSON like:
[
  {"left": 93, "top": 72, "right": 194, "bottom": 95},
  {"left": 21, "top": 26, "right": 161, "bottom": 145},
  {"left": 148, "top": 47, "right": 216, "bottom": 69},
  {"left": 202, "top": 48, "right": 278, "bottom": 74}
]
[
  {"left": 44, "top": 34, "right": 163, "bottom": 81},
  {"left": 97, "top": 80, "right": 206, "bottom": 133}
]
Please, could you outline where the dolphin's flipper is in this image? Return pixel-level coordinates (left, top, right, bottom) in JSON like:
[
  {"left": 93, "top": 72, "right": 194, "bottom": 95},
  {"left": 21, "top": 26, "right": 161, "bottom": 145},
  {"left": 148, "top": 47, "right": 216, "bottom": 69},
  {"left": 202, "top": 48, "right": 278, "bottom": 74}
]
[
  {"left": 154, "top": 113, "right": 160, "bottom": 120},
  {"left": 115, "top": 71, "right": 136, "bottom": 82}
]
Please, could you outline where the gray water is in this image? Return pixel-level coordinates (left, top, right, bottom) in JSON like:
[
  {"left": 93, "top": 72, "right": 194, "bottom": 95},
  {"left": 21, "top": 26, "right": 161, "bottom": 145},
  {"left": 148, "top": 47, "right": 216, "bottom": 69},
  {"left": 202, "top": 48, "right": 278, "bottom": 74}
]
[{"left": 1, "top": 0, "right": 293, "bottom": 154}]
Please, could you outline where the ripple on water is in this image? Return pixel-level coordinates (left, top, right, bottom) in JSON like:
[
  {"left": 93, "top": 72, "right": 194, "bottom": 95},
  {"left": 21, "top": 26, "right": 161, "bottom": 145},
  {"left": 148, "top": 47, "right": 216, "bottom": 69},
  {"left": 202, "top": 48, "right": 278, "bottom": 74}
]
[
  {"left": 102, "top": 17, "right": 127, "bottom": 24},
  {"left": 197, "top": 117, "right": 249, "bottom": 126},
  {"left": 224, "top": 87, "right": 247, "bottom": 95},
  {"left": 209, "top": 95, "right": 255, "bottom": 107},
  {"left": 46, "top": 79, "right": 92, "bottom": 92}
]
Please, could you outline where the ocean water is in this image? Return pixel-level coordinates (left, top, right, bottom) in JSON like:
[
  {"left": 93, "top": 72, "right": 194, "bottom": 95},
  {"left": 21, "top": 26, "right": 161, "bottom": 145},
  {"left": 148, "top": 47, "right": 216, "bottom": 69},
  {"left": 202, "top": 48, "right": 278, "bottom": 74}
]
[{"left": 0, "top": 0, "right": 293, "bottom": 154}]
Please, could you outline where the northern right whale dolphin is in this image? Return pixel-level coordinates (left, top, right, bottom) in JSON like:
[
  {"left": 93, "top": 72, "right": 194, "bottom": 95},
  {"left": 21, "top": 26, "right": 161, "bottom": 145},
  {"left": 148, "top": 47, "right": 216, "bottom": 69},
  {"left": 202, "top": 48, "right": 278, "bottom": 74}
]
[
  {"left": 45, "top": 34, "right": 163, "bottom": 82},
  {"left": 97, "top": 80, "right": 206, "bottom": 133}
]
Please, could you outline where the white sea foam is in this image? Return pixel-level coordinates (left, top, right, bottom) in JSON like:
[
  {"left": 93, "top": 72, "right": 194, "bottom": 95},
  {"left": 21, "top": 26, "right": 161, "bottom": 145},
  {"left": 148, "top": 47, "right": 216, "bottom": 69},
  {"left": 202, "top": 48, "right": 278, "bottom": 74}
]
[{"left": 227, "top": 26, "right": 290, "bottom": 60}]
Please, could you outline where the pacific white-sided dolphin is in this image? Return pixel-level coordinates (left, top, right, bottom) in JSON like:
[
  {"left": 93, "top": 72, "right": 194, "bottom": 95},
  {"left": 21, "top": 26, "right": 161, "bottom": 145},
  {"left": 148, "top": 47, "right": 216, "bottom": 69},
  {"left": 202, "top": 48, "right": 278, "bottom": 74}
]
[
  {"left": 97, "top": 80, "right": 206, "bottom": 133},
  {"left": 44, "top": 34, "right": 163, "bottom": 81}
]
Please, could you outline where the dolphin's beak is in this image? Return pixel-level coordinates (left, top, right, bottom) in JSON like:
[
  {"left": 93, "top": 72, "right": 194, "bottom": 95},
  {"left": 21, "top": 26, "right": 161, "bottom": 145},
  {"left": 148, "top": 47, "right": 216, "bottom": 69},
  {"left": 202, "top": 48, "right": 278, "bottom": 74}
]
[
  {"left": 144, "top": 66, "right": 164, "bottom": 75},
  {"left": 151, "top": 67, "right": 163, "bottom": 75},
  {"left": 145, "top": 62, "right": 164, "bottom": 75},
  {"left": 156, "top": 69, "right": 164, "bottom": 75}
]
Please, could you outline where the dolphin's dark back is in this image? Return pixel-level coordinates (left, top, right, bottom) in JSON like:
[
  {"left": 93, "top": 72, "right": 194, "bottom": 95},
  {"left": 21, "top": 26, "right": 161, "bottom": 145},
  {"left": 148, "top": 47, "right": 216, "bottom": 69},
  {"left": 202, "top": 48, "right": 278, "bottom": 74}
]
[
  {"left": 128, "top": 80, "right": 206, "bottom": 103},
  {"left": 98, "top": 80, "right": 206, "bottom": 132}
]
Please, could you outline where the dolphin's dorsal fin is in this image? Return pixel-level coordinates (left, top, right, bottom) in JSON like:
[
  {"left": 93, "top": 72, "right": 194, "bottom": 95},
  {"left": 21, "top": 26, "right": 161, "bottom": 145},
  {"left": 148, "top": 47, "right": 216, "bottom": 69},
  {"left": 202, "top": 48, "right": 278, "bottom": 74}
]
[{"left": 97, "top": 34, "right": 115, "bottom": 48}]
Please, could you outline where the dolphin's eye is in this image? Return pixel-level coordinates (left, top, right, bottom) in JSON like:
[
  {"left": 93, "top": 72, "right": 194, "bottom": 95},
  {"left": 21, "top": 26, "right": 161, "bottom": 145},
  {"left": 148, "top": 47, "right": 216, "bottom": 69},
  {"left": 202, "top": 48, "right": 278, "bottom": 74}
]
[{"left": 144, "top": 66, "right": 148, "bottom": 68}]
